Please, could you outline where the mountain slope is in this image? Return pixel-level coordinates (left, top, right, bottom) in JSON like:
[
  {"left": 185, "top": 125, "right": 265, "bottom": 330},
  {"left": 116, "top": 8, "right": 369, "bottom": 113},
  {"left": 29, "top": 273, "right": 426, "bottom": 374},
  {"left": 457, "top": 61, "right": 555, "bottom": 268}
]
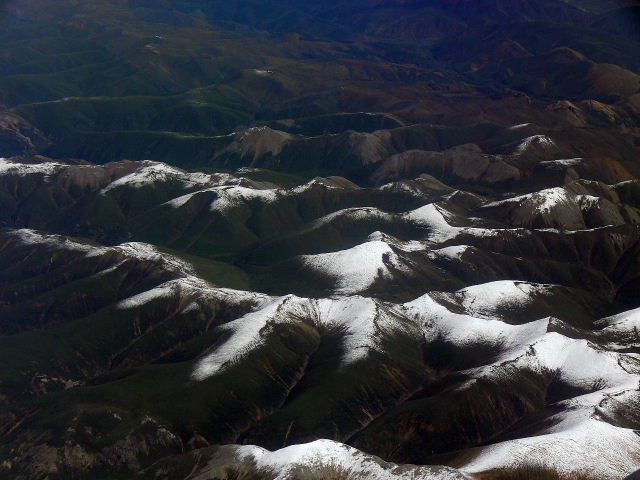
[{"left": 1, "top": 1, "right": 640, "bottom": 479}]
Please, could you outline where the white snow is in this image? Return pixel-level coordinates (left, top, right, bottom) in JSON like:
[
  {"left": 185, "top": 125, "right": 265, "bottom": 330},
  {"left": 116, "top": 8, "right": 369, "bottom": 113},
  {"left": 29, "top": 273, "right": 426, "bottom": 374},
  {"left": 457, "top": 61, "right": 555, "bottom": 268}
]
[
  {"left": 460, "top": 390, "right": 640, "bottom": 479},
  {"left": 316, "top": 296, "right": 417, "bottom": 365},
  {"left": 9, "top": 228, "right": 107, "bottom": 256},
  {"left": 100, "top": 160, "right": 233, "bottom": 193},
  {"left": 501, "top": 332, "right": 640, "bottom": 394},
  {"left": 481, "top": 186, "right": 622, "bottom": 230},
  {"left": 251, "top": 69, "right": 274, "bottom": 75},
  {"left": 399, "top": 290, "right": 640, "bottom": 480},
  {"left": 461, "top": 414, "right": 639, "bottom": 478},
  {"left": 536, "top": 188, "right": 572, "bottom": 214},
  {"left": 310, "top": 207, "right": 395, "bottom": 229},
  {"left": 598, "top": 307, "right": 640, "bottom": 330},
  {"left": 405, "top": 203, "right": 495, "bottom": 243},
  {"left": 209, "top": 185, "right": 279, "bottom": 212},
  {"left": 483, "top": 187, "right": 572, "bottom": 214},
  {"left": 116, "top": 280, "right": 183, "bottom": 310},
  {"left": 434, "top": 245, "right": 472, "bottom": 260},
  {"left": 404, "top": 292, "right": 549, "bottom": 360},
  {"left": 367, "top": 231, "right": 426, "bottom": 252},
  {"left": 192, "top": 440, "right": 470, "bottom": 480},
  {"left": 115, "top": 242, "right": 196, "bottom": 276},
  {"left": 455, "top": 281, "right": 553, "bottom": 321},
  {"left": 594, "top": 307, "right": 640, "bottom": 350},
  {"left": 165, "top": 183, "right": 282, "bottom": 210},
  {"left": 0, "top": 158, "right": 67, "bottom": 177},
  {"left": 191, "top": 294, "right": 420, "bottom": 381},
  {"left": 191, "top": 295, "right": 300, "bottom": 380},
  {"left": 164, "top": 190, "right": 209, "bottom": 208},
  {"left": 515, "top": 135, "right": 556, "bottom": 155},
  {"left": 539, "top": 158, "right": 583, "bottom": 167},
  {"left": 380, "top": 180, "right": 427, "bottom": 197},
  {"left": 299, "top": 240, "right": 408, "bottom": 295},
  {"left": 293, "top": 177, "right": 355, "bottom": 193}
]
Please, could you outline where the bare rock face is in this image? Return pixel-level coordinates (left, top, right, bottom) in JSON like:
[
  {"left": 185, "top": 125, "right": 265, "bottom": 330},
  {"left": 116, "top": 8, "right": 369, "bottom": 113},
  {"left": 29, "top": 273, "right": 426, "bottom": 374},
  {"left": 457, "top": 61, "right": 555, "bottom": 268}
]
[
  {"left": 223, "top": 127, "right": 297, "bottom": 163},
  {"left": 0, "top": 111, "right": 50, "bottom": 156},
  {"left": 3, "top": 411, "right": 183, "bottom": 479},
  {"left": 370, "top": 143, "right": 521, "bottom": 185}
]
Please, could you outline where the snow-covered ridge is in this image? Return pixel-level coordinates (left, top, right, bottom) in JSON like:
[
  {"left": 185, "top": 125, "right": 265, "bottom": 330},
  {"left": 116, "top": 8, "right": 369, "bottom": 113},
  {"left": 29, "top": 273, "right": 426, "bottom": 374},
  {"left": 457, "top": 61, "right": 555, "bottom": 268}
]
[
  {"left": 209, "top": 185, "right": 280, "bottom": 212},
  {"left": 100, "top": 160, "right": 236, "bottom": 193},
  {"left": 455, "top": 281, "right": 554, "bottom": 321},
  {"left": 3, "top": 154, "right": 640, "bottom": 479},
  {"left": 8, "top": 229, "right": 196, "bottom": 278},
  {"left": 4, "top": 226, "right": 640, "bottom": 479},
  {"left": 484, "top": 187, "right": 572, "bottom": 213},
  {"left": 114, "top": 242, "right": 196, "bottom": 276},
  {"left": 0, "top": 158, "right": 238, "bottom": 195},
  {"left": 162, "top": 174, "right": 358, "bottom": 212},
  {"left": 191, "top": 440, "right": 471, "bottom": 480},
  {"left": 460, "top": 393, "right": 640, "bottom": 479},
  {"left": 480, "top": 184, "right": 631, "bottom": 230},
  {"left": 483, "top": 186, "right": 612, "bottom": 216},
  {"left": 298, "top": 240, "right": 409, "bottom": 295},
  {"left": 185, "top": 278, "right": 640, "bottom": 477},
  {"left": 191, "top": 295, "right": 299, "bottom": 380},
  {"left": 0, "top": 157, "right": 69, "bottom": 177},
  {"left": 9, "top": 228, "right": 108, "bottom": 255},
  {"left": 191, "top": 294, "right": 416, "bottom": 380},
  {"left": 459, "top": 330, "right": 640, "bottom": 477},
  {"left": 406, "top": 203, "right": 496, "bottom": 242}
]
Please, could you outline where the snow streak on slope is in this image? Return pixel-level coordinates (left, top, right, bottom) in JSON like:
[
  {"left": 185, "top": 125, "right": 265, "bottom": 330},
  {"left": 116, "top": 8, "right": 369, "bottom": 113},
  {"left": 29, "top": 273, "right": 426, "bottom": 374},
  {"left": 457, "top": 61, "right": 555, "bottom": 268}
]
[{"left": 191, "top": 295, "right": 297, "bottom": 380}]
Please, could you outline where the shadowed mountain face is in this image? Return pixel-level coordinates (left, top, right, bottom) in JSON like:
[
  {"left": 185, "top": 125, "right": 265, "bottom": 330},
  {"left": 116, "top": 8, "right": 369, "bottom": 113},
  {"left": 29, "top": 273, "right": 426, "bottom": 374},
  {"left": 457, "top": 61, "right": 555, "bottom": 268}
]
[{"left": 1, "top": 1, "right": 640, "bottom": 480}]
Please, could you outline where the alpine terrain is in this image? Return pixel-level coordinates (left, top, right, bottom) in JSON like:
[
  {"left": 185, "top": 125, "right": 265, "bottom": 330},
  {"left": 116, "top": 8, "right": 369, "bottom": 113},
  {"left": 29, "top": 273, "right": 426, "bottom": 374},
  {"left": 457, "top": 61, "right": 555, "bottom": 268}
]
[{"left": 1, "top": 0, "right": 640, "bottom": 479}]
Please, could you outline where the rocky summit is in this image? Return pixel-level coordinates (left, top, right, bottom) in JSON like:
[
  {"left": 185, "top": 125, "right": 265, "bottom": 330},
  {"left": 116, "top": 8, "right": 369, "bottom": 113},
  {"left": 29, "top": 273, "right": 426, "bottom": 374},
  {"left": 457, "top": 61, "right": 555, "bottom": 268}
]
[{"left": 1, "top": 1, "right": 640, "bottom": 479}]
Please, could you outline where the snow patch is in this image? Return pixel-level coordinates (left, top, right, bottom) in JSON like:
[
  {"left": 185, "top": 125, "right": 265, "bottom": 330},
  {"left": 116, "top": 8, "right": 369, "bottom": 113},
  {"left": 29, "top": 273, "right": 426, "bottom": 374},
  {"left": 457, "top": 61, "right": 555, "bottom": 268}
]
[
  {"left": 455, "top": 281, "right": 553, "bottom": 321},
  {"left": 406, "top": 203, "right": 495, "bottom": 242},
  {"left": 515, "top": 135, "right": 556, "bottom": 155},
  {"left": 209, "top": 185, "right": 279, "bottom": 212},
  {"left": 435, "top": 245, "right": 472, "bottom": 260},
  {"left": 299, "top": 240, "right": 408, "bottom": 295}
]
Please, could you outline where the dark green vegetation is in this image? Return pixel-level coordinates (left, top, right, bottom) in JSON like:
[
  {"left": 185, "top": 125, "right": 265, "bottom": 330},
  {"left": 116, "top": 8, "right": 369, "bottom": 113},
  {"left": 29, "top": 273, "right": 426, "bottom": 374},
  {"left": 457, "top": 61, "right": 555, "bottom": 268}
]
[
  {"left": 1, "top": 0, "right": 640, "bottom": 172},
  {"left": 1, "top": 1, "right": 640, "bottom": 480}
]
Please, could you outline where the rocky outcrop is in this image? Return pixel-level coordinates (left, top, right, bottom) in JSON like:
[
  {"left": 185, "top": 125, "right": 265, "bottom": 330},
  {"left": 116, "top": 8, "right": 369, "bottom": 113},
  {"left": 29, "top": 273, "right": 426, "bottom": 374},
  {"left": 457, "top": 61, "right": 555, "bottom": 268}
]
[
  {"left": 0, "top": 111, "right": 50, "bottom": 156},
  {"left": 369, "top": 144, "right": 521, "bottom": 185}
]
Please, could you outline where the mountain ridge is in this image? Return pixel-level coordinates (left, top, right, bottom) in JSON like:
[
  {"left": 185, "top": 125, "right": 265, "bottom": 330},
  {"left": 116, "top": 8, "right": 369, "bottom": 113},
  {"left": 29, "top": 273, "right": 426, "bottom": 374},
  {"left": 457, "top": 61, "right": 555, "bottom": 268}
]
[{"left": 1, "top": 1, "right": 640, "bottom": 478}]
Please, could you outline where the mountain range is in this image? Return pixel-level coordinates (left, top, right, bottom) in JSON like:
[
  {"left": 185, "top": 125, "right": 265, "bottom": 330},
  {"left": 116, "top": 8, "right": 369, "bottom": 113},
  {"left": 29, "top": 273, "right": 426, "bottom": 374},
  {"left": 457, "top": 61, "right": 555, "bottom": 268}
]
[{"left": 1, "top": 1, "right": 640, "bottom": 479}]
